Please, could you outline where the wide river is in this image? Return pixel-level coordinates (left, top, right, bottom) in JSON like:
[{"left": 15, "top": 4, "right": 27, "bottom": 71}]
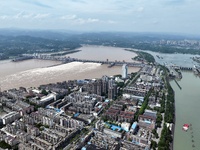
[
  {"left": 0, "top": 45, "right": 139, "bottom": 90},
  {"left": 0, "top": 45, "right": 200, "bottom": 149}
]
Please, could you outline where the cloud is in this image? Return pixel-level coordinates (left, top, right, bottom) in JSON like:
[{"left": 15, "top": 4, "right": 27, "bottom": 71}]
[
  {"left": 0, "top": 12, "right": 50, "bottom": 20},
  {"left": 164, "top": 0, "right": 186, "bottom": 5},
  {"left": 20, "top": 0, "right": 52, "bottom": 8},
  {"left": 60, "top": 15, "right": 77, "bottom": 20},
  {"left": 60, "top": 15, "right": 99, "bottom": 24},
  {"left": 0, "top": 15, "right": 8, "bottom": 20},
  {"left": 137, "top": 7, "right": 144, "bottom": 12},
  {"left": 0, "top": 0, "right": 199, "bottom": 34},
  {"left": 69, "top": 0, "right": 86, "bottom": 3},
  {"left": 73, "top": 18, "right": 99, "bottom": 24},
  {"left": 33, "top": 13, "right": 50, "bottom": 19},
  {"left": 153, "top": 20, "right": 159, "bottom": 24},
  {"left": 86, "top": 18, "right": 99, "bottom": 23},
  {"left": 107, "top": 20, "right": 117, "bottom": 24}
]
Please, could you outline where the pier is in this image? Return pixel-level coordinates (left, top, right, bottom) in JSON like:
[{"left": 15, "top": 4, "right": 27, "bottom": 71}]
[{"left": 174, "top": 79, "right": 182, "bottom": 90}]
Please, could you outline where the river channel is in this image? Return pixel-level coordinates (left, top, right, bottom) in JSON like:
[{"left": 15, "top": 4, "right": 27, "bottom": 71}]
[
  {"left": 0, "top": 45, "right": 139, "bottom": 91},
  {"left": 171, "top": 72, "right": 200, "bottom": 150}
]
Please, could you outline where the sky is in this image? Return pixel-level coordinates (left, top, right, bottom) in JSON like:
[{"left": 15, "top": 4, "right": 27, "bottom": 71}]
[{"left": 0, "top": 0, "right": 199, "bottom": 34}]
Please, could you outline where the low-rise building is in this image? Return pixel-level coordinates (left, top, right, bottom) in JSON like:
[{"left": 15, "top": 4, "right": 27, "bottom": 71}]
[
  {"left": 2, "top": 111, "right": 20, "bottom": 125},
  {"left": 118, "top": 111, "right": 134, "bottom": 123},
  {"left": 103, "top": 128, "right": 122, "bottom": 138}
]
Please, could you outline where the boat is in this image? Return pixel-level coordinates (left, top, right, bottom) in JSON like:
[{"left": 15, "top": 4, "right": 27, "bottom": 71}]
[{"left": 182, "top": 124, "right": 189, "bottom": 131}]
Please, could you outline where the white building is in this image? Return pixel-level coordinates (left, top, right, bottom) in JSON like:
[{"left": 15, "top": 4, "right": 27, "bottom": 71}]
[
  {"left": 122, "top": 64, "right": 128, "bottom": 79},
  {"left": 2, "top": 111, "right": 20, "bottom": 125},
  {"left": 121, "top": 122, "right": 131, "bottom": 132}
]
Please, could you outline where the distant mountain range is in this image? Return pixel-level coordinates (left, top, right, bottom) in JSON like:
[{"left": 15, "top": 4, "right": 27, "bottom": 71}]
[{"left": 0, "top": 29, "right": 200, "bottom": 60}]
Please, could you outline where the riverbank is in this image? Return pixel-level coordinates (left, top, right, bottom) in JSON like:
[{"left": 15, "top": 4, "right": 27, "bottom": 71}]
[{"left": 124, "top": 49, "right": 155, "bottom": 64}]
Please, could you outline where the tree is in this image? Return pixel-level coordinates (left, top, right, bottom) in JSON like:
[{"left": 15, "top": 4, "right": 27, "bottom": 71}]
[
  {"left": 41, "top": 89, "right": 48, "bottom": 95},
  {"left": 156, "top": 112, "right": 163, "bottom": 128},
  {"left": 151, "top": 140, "right": 158, "bottom": 150},
  {"left": 152, "top": 129, "right": 159, "bottom": 139}
]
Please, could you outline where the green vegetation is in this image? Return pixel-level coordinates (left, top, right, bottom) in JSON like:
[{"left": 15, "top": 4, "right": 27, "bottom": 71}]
[
  {"left": 156, "top": 65, "right": 174, "bottom": 150},
  {"left": 135, "top": 88, "right": 153, "bottom": 121},
  {"left": 35, "top": 123, "right": 43, "bottom": 128},
  {"left": 116, "top": 82, "right": 125, "bottom": 88},
  {"left": 44, "top": 125, "right": 50, "bottom": 128},
  {"left": 164, "top": 82, "right": 175, "bottom": 123},
  {"left": 41, "top": 89, "right": 48, "bottom": 96},
  {"left": 101, "top": 115, "right": 108, "bottom": 122},
  {"left": 151, "top": 140, "right": 158, "bottom": 150},
  {"left": 152, "top": 129, "right": 159, "bottom": 139},
  {"left": 0, "top": 35, "right": 80, "bottom": 60},
  {"left": 135, "top": 51, "right": 155, "bottom": 63},
  {"left": 158, "top": 124, "right": 173, "bottom": 150},
  {"left": 156, "top": 112, "right": 163, "bottom": 128},
  {"left": 69, "top": 128, "right": 89, "bottom": 144},
  {"left": 123, "top": 72, "right": 138, "bottom": 88},
  {"left": 24, "top": 98, "right": 40, "bottom": 111},
  {"left": 0, "top": 141, "right": 12, "bottom": 149},
  {"left": 126, "top": 49, "right": 155, "bottom": 63}
]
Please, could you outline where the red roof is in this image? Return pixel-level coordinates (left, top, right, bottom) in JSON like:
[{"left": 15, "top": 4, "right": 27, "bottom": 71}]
[{"left": 183, "top": 124, "right": 189, "bottom": 127}]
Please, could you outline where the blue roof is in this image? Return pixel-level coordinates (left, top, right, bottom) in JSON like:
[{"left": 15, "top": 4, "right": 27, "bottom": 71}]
[
  {"left": 144, "top": 120, "right": 151, "bottom": 124},
  {"left": 105, "top": 99, "right": 110, "bottom": 102},
  {"left": 111, "top": 125, "right": 122, "bottom": 131},
  {"left": 55, "top": 108, "right": 61, "bottom": 112},
  {"left": 131, "top": 122, "right": 137, "bottom": 130},
  {"left": 81, "top": 147, "right": 86, "bottom": 150},
  {"left": 98, "top": 105, "right": 102, "bottom": 109},
  {"left": 132, "top": 140, "right": 139, "bottom": 145},
  {"left": 74, "top": 113, "right": 80, "bottom": 117}
]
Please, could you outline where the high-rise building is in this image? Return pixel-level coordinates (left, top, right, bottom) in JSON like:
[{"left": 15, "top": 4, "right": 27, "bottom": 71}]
[
  {"left": 122, "top": 64, "right": 128, "bottom": 79},
  {"left": 108, "top": 79, "right": 117, "bottom": 100},
  {"left": 102, "top": 76, "right": 108, "bottom": 94}
]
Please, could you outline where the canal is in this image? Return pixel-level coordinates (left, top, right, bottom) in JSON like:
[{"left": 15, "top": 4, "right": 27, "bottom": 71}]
[{"left": 171, "top": 72, "right": 200, "bottom": 150}]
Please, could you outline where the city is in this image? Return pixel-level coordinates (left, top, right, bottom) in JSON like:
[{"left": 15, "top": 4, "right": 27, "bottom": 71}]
[
  {"left": 0, "top": 0, "right": 200, "bottom": 150},
  {"left": 0, "top": 57, "right": 175, "bottom": 150}
]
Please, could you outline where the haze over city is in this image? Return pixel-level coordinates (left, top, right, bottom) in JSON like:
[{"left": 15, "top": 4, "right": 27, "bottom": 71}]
[
  {"left": 0, "top": 0, "right": 200, "bottom": 150},
  {"left": 0, "top": 0, "right": 200, "bottom": 34}
]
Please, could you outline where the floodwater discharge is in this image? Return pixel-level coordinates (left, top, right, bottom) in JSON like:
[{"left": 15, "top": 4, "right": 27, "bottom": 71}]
[{"left": 0, "top": 45, "right": 139, "bottom": 90}]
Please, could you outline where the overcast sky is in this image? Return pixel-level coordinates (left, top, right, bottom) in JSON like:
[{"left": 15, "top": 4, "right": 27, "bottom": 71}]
[{"left": 0, "top": 0, "right": 199, "bottom": 34}]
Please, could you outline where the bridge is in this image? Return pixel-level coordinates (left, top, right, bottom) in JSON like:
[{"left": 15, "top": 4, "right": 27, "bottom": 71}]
[{"left": 34, "top": 55, "right": 145, "bottom": 68}]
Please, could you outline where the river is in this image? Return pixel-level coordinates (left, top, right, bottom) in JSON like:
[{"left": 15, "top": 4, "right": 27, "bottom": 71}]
[
  {"left": 0, "top": 45, "right": 139, "bottom": 90},
  {"left": 69, "top": 45, "right": 137, "bottom": 62},
  {"left": 134, "top": 49, "right": 200, "bottom": 67},
  {"left": 1, "top": 45, "right": 200, "bottom": 150},
  {"left": 171, "top": 72, "right": 200, "bottom": 150}
]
